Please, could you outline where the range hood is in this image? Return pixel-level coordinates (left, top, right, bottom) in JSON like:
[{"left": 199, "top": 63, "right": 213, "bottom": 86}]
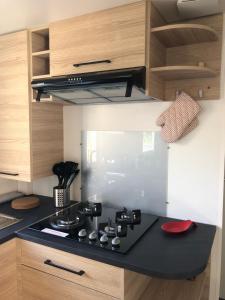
[{"left": 31, "top": 67, "right": 153, "bottom": 104}]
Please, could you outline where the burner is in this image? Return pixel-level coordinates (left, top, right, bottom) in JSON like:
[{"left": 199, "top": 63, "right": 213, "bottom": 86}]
[
  {"left": 79, "top": 202, "right": 102, "bottom": 217},
  {"left": 99, "top": 218, "right": 128, "bottom": 238},
  {"left": 116, "top": 207, "right": 141, "bottom": 225},
  {"left": 57, "top": 216, "right": 81, "bottom": 226},
  {"left": 28, "top": 202, "right": 158, "bottom": 254},
  {"left": 50, "top": 213, "right": 85, "bottom": 231}
]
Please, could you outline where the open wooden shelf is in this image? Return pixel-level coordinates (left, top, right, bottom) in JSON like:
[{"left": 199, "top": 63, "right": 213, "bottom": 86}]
[
  {"left": 151, "top": 24, "right": 219, "bottom": 48},
  {"left": 151, "top": 66, "right": 217, "bottom": 80},
  {"left": 31, "top": 27, "right": 49, "bottom": 52},
  {"left": 32, "top": 74, "right": 51, "bottom": 80},
  {"left": 32, "top": 50, "right": 50, "bottom": 58}
]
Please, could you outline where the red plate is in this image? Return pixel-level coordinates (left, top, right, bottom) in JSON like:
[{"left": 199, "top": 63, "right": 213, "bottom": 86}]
[{"left": 161, "top": 220, "right": 196, "bottom": 234}]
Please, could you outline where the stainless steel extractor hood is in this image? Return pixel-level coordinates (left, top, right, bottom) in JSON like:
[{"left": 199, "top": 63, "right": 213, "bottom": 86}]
[{"left": 31, "top": 67, "right": 153, "bottom": 105}]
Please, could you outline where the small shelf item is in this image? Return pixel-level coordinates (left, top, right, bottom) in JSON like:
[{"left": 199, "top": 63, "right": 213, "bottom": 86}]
[
  {"left": 161, "top": 220, "right": 197, "bottom": 234},
  {"left": 151, "top": 23, "right": 219, "bottom": 47},
  {"left": 151, "top": 66, "right": 217, "bottom": 80}
]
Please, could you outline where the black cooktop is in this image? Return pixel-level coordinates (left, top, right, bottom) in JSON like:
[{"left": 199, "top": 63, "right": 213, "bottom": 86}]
[{"left": 28, "top": 202, "right": 158, "bottom": 254}]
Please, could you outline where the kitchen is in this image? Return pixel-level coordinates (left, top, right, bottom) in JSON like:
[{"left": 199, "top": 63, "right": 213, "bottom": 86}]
[{"left": 0, "top": 0, "right": 225, "bottom": 299}]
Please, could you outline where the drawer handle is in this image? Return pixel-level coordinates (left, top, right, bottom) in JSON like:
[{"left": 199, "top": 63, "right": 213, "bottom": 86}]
[
  {"left": 44, "top": 259, "right": 85, "bottom": 276},
  {"left": 0, "top": 171, "right": 19, "bottom": 176},
  {"left": 73, "top": 59, "right": 111, "bottom": 67}
]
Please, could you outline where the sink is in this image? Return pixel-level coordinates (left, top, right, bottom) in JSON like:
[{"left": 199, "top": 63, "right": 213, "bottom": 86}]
[{"left": 0, "top": 213, "right": 21, "bottom": 230}]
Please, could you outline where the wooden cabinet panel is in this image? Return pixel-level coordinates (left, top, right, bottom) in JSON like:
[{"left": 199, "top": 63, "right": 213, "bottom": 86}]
[
  {"left": 50, "top": 1, "right": 146, "bottom": 76},
  {"left": 20, "top": 240, "right": 123, "bottom": 298},
  {"left": 20, "top": 265, "right": 118, "bottom": 300},
  {"left": 0, "top": 31, "right": 31, "bottom": 180},
  {"left": 0, "top": 30, "right": 63, "bottom": 182},
  {"left": 141, "top": 263, "right": 210, "bottom": 300},
  {"left": 0, "top": 239, "right": 17, "bottom": 300},
  {"left": 31, "top": 102, "right": 63, "bottom": 179}
]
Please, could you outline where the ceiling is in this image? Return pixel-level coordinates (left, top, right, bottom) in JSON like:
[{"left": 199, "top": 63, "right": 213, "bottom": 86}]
[{"left": 0, "top": 0, "right": 225, "bottom": 35}]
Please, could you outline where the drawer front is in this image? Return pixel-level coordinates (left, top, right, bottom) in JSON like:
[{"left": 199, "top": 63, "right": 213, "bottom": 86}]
[
  {"left": 50, "top": 1, "right": 146, "bottom": 76},
  {"left": 0, "top": 239, "right": 17, "bottom": 300},
  {"left": 20, "top": 265, "right": 118, "bottom": 300},
  {"left": 20, "top": 240, "right": 123, "bottom": 298}
]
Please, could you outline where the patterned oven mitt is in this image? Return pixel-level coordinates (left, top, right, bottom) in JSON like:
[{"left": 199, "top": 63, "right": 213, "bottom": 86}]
[{"left": 156, "top": 92, "right": 201, "bottom": 143}]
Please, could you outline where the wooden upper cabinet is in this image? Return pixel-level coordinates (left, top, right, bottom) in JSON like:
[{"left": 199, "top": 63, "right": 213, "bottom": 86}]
[
  {"left": 0, "top": 31, "right": 31, "bottom": 180},
  {"left": 0, "top": 30, "right": 63, "bottom": 182},
  {"left": 50, "top": 1, "right": 146, "bottom": 76}
]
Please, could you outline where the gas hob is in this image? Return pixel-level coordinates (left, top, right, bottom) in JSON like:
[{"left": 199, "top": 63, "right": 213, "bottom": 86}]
[{"left": 28, "top": 202, "right": 158, "bottom": 254}]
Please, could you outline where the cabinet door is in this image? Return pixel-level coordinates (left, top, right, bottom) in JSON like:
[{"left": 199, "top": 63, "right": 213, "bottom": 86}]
[
  {"left": 50, "top": 1, "right": 146, "bottom": 76},
  {"left": 0, "top": 30, "right": 31, "bottom": 181},
  {"left": 20, "top": 265, "right": 118, "bottom": 300},
  {"left": 0, "top": 239, "right": 17, "bottom": 300}
]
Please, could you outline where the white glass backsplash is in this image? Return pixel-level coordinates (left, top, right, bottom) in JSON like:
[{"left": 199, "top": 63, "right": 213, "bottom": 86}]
[{"left": 81, "top": 131, "right": 168, "bottom": 215}]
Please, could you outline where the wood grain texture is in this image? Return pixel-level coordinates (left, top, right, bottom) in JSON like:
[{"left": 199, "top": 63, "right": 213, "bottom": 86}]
[
  {"left": 0, "top": 30, "right": 31, "bottom": 181},
  {"left": 165, "top": 14, "right": 223, "bottom": 101},
  {"left": 151, "top": 66, "right": 217, "bottom": 80},
  {"left": 31, "top": 27, "right": 49, "bottom": 52},
  {"left": 0, "top": 238, "right": 17, "bottom": 300},
  {"left": 31, "top": 102, "right": 63, "bottom": 179},
  {"left": 123, "top": 269, "right": 151, "bottom": 300},
  {"left": 11, "top": 196, "right": 40, "bottom": 210},
  {"left": 50, "top": 1, "right": 146, "bottom": 76},
  {"left": 20, "top": 265, "right": 118, "bottom": 300},
  {"left": 19, "top": 240, "right": 123, "bottom": 298},
  {"left": 141, "top": 263, "right": 210, "bottom": 300},
  {"left": 146, "top": 3, "right": 166, "bottom": 99},
  {"left": 148, "top": 4, "right": 223, "bottom": 101},
  {"left": 32, "top": 55, "right": 49, "bottom": 77},
  {"left": 28, "top": 28, "right": 63, "bottom": 179},
  {"left": 151, "top": 24, "right": 219, "bottom": 48}
]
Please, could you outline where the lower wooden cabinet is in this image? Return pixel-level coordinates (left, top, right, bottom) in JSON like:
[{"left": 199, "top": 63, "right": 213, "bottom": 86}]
[
  {"left": 0, "top": 238, "right": 210, "bottom": 300},
  {"left": 0, "top": 239, "right": 17, "bottom": 300},
  {"left": 141, "top": 266, "right": 210, "bottom": 300},
  {"left": 17, "top": 240, "right": 151, "bottom": 300},
  {"left": 20, "top": 265, "right": 117, "bottom": 300}
]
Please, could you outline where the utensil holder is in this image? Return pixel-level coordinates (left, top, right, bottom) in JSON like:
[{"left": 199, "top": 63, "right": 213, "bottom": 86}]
[{"left": 53, "top": 187, "right": 70, "bottom": 208}]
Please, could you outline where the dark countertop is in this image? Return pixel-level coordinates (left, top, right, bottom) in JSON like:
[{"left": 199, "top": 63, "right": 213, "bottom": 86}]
[
  {"left": 13, "top": 197, "right": 216, "bottom": 280},
  {"left": 0, "top": 195, "right": 58, "bottom": 244}
]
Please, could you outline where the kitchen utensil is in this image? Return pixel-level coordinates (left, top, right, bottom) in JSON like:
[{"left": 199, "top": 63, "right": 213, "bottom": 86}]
[
  {"left": 52, "top": 162, "right": 65, "bottom": 186},
  {"left": 11, "top": 196, "right": 40, "bottom": 210},
  {"left": 161, "top": 220, "right": 196, "bottom": 234},
  {"left": 53, "top": 187, "right": 70, "bottom": 208},
  {"left": 63, "top": 161, "right": 79, "bottom": 188},
  {"left": 66, "top": 169, "right": 80, "bottom": 188}
]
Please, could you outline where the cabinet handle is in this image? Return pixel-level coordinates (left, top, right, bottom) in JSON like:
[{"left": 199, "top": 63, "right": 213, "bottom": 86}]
[
  {"left": 44, "top": 259, "right": 85, "bottom": 276},
  {"left": 0, "top": 171, "right": 19, "bottom": 176},
  {"left": 73, "top": 59, "right": 111, "bottom": 67}
]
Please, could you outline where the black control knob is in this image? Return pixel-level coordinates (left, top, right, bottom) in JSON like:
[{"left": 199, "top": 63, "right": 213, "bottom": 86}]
[{"left": 78, "top": 229, "right": 87, "bottom": 238}]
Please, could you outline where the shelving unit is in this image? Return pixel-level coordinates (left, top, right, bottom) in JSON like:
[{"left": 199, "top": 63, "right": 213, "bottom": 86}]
[
  {"left": 30, "top": 27, "right": 50, "bottom": 80},
  {"left": 147, "top": 3, "right": 223, "bottom": 101},
  {"left": 151, "top": 66, "right": 217, "bottom": 80},
  {"left": 29, "top": 27, "right": 58, "bottom": 103},
  {"left": 151, "top": 24, "right": 219, "bottom": 48}
]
